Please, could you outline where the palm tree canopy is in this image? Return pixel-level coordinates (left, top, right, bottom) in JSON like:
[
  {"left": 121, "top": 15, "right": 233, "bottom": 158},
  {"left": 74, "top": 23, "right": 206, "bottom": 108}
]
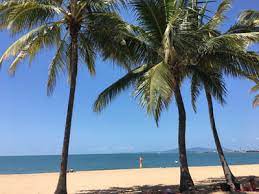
[
  {"left": 0, "top": 0, "right": 131, "bottom": 95},
  {"left": 190, "top": 1, "right": 259, "bottom": 111},
  {"left": 94, "top": 0, "right": 259, "bottom": 125},
  {"left": 94, "top": 0, "right": 194, "bottom": 124}
]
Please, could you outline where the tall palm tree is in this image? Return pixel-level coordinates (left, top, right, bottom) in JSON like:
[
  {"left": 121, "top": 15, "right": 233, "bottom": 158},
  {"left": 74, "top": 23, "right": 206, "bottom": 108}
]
[
  {"left": 0, "top": 1, "right": 129, "bottom": 193},
  {"left": 191, "top": 57, "right": 259, "bottom": 192},
  {"left": 191, "top": 67, "right": 240, "bottom": 191},
  {"left": 94, "top": 0, "right": 196, "bottom": 191},
  {"left": 189, "top": 2, "right": 259, "bottom": 191},
  {"left": 93, "top": 0, "right": 259, "bottom": 192}
]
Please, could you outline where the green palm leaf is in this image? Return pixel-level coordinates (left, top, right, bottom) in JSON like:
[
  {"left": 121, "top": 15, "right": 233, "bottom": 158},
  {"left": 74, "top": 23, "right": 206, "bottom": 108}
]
[
  {"left": 0, "top": 1, "right": 64, "bottom": 34},
  {"left": 201, "top": 0, "right": 231, "bottom": 30},
  {"left": 47, "top": 33, "right": 69, "bottom": 95},
  {"left": 94, "top": 63, "right": 157, "bottom": 113},
  {"left": 134, "top": 62, "right": 173, "bottom": 124},
  {"left": 78, "top": 33, "right": 96, "bottom": 76},
  {"left": 227, "top": 10, "right": 259, "bottom": 33},
  {"left": 131, "top": 0, "right": 168, "bottom": 45},
  {"left": 0, "top": 23, "right": 61, "bottom": 74}
]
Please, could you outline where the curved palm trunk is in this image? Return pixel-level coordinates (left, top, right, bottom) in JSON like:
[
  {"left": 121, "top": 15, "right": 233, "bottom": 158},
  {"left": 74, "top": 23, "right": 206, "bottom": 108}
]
[
  {"left": 174, "top": 82, "right": 195, "bottom": 192},
  {"left": 205, "top": 88, "right": 239, "bottom": 191},
  {"left": 55, "top": 23, "right": 79, "bottom": 194}
]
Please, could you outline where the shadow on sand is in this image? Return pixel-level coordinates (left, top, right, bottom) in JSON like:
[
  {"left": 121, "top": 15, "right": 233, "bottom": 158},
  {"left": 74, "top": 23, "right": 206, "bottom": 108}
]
[{"left": 76, "top": 176, "right": 259, "bottom": 194}]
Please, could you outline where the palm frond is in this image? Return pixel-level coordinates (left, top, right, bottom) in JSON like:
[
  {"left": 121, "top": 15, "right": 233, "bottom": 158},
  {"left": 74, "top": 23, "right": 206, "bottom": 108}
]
[
  {"left": 189, "top": 63, "right": 227, "bottom": 112},
  {"left": 0, "top": 23, "right": 61, "bottom": 75},
  {"left": 238, "top": 10, "right": 259, "bottom": 26},
  {"left": 87, "top": 12, "right": 137, "bottom": 69},
  {"left": 227, "top": 10, "right": 259, "bottom": 33},
  {"left": 201, "top": 0, "right": 231, "bottom": 30},
  {"left": 205, "top": 72, "right": 227, "bottom": 105},
  {"left": 47, "top": 33, "right": 69, "bottom": 95},
  {"left": 80, "top": 0, "right": 127, "bottom": 12},
  {"left": 0, "top": 0, "right": 64, "bottom": 34},
  {"left": 190, "top": 72, "right": 203, "bottom": 112},
  {"left": 124, "top": 24, "right": 160, "bottom": 65},
  {"left": 78, "top": 33, "right": 96, "bottom": 76},
  {"left": 201, "top": 48, "right": 259, "bottom": 79},
  {"left": 198, "top": 0, "right": 209, "bottom": 25},
  {"left": 134, "top": 62, "right": 173, "bottom": 125},
  {"left": 131, "top": 0, "right": 168, "bottom": 45},
  {"left": 204, "top": 32, "right": 259, "bottom": 52},
  {"left": 94, "top": 63, "right": 157, "bottom": 113}
]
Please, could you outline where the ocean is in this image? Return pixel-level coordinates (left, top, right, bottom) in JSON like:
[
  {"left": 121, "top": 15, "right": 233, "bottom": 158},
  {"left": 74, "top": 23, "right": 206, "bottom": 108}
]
[{"left": 0, "top": 152, "right": 259, "bottom": 174}]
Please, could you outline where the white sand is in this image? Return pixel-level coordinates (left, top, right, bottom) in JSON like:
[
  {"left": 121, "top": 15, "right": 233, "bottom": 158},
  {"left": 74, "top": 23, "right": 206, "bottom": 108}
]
[{"left": 0, "top": 164, "right": 258, "bottom": 194}]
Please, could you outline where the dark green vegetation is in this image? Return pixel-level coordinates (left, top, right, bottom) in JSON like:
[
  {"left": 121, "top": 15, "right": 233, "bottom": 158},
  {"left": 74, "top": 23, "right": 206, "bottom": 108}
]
[{"left": 0, "top": 0, "right": 258, "bottom": 193}]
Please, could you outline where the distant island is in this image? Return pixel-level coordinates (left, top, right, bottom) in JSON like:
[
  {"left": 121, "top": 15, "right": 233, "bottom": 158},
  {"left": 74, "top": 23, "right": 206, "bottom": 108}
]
[
  {"left": 151, "top": 147, "right": 238, "bottom": 154},
  {"left": 246, "top": 150, "right": 259, "bottom": 153},
  {"left": 154, "top": 147, "right": 259, "bottom": 154}
]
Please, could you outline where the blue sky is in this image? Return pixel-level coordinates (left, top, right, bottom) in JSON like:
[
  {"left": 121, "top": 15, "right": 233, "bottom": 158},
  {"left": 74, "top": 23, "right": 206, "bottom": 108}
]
[{"left": 0, "top": 0, "right": 258, "bottom": 156}]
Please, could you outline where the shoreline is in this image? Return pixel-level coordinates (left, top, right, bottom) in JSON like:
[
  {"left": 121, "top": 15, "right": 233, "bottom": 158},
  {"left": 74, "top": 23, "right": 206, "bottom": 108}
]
[
  {"left": 0, "top": 164, "right": 259, "bottom": 194},
  {"left": 1, "top": 163, "right": 259, "bottom": 175}
]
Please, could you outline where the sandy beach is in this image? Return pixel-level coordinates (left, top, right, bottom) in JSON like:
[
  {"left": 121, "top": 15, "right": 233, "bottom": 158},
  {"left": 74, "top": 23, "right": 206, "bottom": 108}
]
[{"left": 0, "top": 164, "right": 259, "bottom": 194}]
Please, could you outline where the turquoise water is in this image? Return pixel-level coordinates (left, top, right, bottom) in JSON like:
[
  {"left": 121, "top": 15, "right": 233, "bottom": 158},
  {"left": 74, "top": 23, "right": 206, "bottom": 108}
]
[{"left": 0, "top": 152, "right": 258, "bottom": 174}]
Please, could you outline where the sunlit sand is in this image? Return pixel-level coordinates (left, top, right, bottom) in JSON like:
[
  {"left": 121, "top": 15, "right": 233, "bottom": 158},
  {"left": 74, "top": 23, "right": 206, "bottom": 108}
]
[{"left": 0, "top": 164, "right": 259, "bottom": 194}]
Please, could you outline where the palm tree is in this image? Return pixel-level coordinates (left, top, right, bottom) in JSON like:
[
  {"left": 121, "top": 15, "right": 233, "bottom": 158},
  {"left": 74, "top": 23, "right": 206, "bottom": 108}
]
[
  {"left": 94, "top": 0, "right": 199, "bottom": 192},
  {"left": 93, "top": 0, "right": 259, "bottom": 192},
  {"left": 191, "top": 57, "right": 259, "bottom": 192},
  {"left": 190, "top": 1, "right": 259, "bottom": 191},
  {"left": 0, "top": 1, "right": 129, "bottom": 193},
  {"left": 190, "top": 67, "right": 240, "bottom": 191}
]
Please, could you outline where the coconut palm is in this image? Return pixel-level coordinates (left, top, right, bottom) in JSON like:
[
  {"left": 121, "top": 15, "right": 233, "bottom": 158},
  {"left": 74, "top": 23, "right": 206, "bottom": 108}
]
[
  {"left": 191, "top": 55, "right": 259, "bottom": 192},
  {"left": 93, "top": 0, "right": 259, "bottom": 192},
  {"left": 94, "top": 0, "right": 196, "bottom": 191},
  {"left": 189, "top": 1, "right": 259, "bottom": 191},
  {"left": 0, "top": 1, "right": 129, "bottom": 193},
  {"left": 94, "top": 0, "right": 204, "bottom": 191}
]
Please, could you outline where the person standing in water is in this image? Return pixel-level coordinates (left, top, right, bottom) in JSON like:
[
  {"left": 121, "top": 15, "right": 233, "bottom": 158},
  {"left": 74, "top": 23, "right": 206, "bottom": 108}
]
[{"left": 139, "top": 156, "right": 143, "bottom": 168}]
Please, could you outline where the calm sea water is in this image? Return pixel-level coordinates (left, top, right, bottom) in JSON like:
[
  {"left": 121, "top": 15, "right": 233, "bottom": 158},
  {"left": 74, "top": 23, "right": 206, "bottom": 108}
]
[{"left": 0, "top": 152, "right": 258, "bottom": 174}]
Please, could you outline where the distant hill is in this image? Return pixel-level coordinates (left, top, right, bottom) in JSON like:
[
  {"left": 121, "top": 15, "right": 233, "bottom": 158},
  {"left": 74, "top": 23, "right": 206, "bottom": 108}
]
[{"left": 160, "top": 147, "right": 234, "bottom": 153}]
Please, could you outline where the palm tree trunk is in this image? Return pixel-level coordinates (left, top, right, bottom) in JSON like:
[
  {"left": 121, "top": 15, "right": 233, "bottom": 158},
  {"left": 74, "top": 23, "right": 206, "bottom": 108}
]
[
  {"left": 54, "top": 21, "right": 79, "bottom": 194},
  {"left": 174, "top": 82, "right": 195, "bottom": 192},
  {"left": 205, "top": 88, "right": 238, "bottom": 191}
]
